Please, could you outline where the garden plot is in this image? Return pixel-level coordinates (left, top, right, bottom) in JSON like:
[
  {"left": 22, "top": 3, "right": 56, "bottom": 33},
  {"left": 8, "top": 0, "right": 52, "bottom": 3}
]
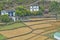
[
  {"left": 24, "top": 19, "right": 56, "bottom": 26},
  {"left": 27, "top": 36, "right": 48, "bottom": 40},
  {"left": 0, "top": 27, "right": 32, "bottom": 38},
  {"left": 32, "top": 29, "right": 45, "bottom": 34},
  {"left": 23, "top": 20, "right": 60, "bottom": 40},
  {"left": 24, "top": 21, "right": 47, "bottom": 25},
  {"left": 27, "top": 27, "right": 59, "bottom": 40},
  {"left": 32, "top": 25, "right": 58, "bottom": 34},
  {"left": 47, "top": 39, "right": 54, "bottom": 40},
  {"left": 35, "top": 36, "right": 48, "bottom": 40},
  {"left": 29, "top": 24, "right": 52, "bottom": 29},
  {"left": 8, "top": 33, "right": 36, "bottom": 40},
  {"left": 29, "top": 18, "right": 55, "bottom": 20},
  {"left": 0, "top": 18, "right": 60, "bottom": 40},
  {"left": 0, "top": 22, "right": 26, "bottom": 30}
]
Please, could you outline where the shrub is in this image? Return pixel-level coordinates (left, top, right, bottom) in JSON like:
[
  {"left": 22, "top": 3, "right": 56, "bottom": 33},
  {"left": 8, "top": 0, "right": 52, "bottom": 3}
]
[{"left": 0, "top": 34, "right": 7, "bottom": 40}]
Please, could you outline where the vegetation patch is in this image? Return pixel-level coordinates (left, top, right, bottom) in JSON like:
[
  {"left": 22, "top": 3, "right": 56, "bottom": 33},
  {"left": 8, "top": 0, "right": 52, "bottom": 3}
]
[
  {"left": 0, "top": 22, "right": 26, "bottom": 31},
  {"left": 44, "top": 28, "right": 60, "bottom": 40},
  {"left": 0, "top": 34, "right": 7, "bottom": 40}
]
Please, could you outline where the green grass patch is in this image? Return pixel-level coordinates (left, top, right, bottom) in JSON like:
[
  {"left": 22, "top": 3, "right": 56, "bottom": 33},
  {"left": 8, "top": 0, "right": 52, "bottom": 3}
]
[
  {"left": 44, "top": 28, "right": 60, "bottom": 40},
  {"left": 0, "top": 34, "right": 7, "bottom": 40},
  {"left": 44, "top": 32, "right": 56, "bottom": 40},
  {"left": 45, "top": 32, "right": 57, "bottom": 38},
  {"left": 0, "top": 22, "right": 26, "bottom": 31}
]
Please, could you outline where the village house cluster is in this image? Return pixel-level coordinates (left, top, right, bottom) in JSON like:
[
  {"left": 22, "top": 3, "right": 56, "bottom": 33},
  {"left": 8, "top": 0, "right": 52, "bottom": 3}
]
[
  {"left": 0, "top": 6, "right": 40, "bottom": 22},
  {"left": 1, "top": 10, "right": 16, "bottom": 22}
]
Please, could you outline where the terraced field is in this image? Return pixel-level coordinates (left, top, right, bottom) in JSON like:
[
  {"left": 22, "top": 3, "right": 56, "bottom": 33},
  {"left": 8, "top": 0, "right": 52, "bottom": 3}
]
[{"left": 0, "top": 18, "right": 60, "bottom": 40}]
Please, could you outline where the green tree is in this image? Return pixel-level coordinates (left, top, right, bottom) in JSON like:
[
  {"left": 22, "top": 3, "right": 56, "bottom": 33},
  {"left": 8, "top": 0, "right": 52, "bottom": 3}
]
[
  {"left": 25, "top": 10, "right": 31, "bottom": 16},
  {"left": 0, "top": 15, "right": 11, "bottom": 23},
  {"left": 49, "top": 1, "right": 60, "bottom": 13},
  {"left": 0, "top": 3, "right": 4, "bottom": 11},
  {"left": 16, "top": 6, "right": 31, "bottom": 17},
  {"left": 38, "top": 6, "right": 44, "bottom": 15},
  {"left": 49, "top": 1, "right": 60, "bottom": 20}
]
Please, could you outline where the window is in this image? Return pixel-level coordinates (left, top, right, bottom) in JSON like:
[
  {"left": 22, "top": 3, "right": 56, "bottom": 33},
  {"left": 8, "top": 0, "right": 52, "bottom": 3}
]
[{"left": 30, "top": 6, "right": 39, "bottom": 11}]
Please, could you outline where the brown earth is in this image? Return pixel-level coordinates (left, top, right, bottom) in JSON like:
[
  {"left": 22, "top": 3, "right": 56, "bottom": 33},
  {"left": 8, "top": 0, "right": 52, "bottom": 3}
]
[
  {"left": 8, "top": 33, "right": 36, "bottom": 40},
  {"left": 0, "top": 18, "right": 60, "bottom": 40},
  {"left": 0, "top": 27, "right": 32, "bottom": 38}
]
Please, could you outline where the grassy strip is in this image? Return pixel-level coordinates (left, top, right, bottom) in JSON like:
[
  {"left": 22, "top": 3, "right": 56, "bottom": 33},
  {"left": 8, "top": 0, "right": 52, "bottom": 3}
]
[
  {"left": 44, "top": 28, "right": 60, "bottom": 40},
  {"left": 0, "top": 22, "right": 26, "bottom": 31},
  {"left": 0, "top": 34, "right": 7, "bottom": 40}
]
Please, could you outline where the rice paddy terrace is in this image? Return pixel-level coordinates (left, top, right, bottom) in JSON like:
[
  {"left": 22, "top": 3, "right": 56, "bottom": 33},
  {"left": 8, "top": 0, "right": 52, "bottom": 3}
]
[
  {"left": 0, "top": 0, "right": 60, "bottom": 40},
  {"left": 0, "top": 18, "right": 60, "bottom": 40}
]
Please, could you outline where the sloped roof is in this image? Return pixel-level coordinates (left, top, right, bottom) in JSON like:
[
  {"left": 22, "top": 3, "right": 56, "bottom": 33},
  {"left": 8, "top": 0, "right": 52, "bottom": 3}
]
[{"left": 1, "top": 10, "right": 15, "bottom": 13}]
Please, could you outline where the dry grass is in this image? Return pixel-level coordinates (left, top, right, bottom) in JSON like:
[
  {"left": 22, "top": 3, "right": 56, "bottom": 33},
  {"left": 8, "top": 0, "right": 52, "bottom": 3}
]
[
  {"left": 30, "top": 24, "right": 52, "bottom": 29},
  {"left": 0, "top": 18, "right": 60, "bottom": 40},
  {"left": 0, "top": 27, "right": 32, "bottom": 38},
  {"left": 8, "top": 33, "right": 36, "bottom": 40}
]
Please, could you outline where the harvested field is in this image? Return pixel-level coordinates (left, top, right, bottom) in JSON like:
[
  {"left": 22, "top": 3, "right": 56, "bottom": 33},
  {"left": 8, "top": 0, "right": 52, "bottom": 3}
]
[
  {"left": 0, "top": 18, "right": 60, "bottom": 40},
  {"left": 27, "top": 36, "right": 48, "bottom": 40},
  {"left": 29, "top": 24, "right": 52, "bottom": 29},
  {"left": 47, "top": 39, "right": 54, "bottom": 40},
  {"left": 35, "top": 36, "right": 49, "bottom": 40},
  {"left": 8, "top": 33, "right": 36, "bottom": 40},
  {"left": 0, "top": 27, "right": 32, "bottom": 38},
  {"left": 29, "top": 18, "right": 56, "bottom": 21}
]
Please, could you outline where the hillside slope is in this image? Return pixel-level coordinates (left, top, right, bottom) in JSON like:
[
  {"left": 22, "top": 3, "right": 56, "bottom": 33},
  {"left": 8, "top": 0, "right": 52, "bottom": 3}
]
[
  {"left": 0, "top": 0, "right": 60, "bottom": 10},
  {"left": 0, "top": 0, "right": 39, "bottom": 9}
]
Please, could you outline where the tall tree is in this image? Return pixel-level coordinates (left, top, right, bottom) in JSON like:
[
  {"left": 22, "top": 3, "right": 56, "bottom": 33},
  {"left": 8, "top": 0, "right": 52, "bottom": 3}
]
[
  {"left": 49, "top": 1, "right": 60, "bottom": 13},
  {"left": 16, "top": 6, "right": 30, "bottom": 17},
  {"left": 49, "top": 1, "right": 60, "bottom": 20}
]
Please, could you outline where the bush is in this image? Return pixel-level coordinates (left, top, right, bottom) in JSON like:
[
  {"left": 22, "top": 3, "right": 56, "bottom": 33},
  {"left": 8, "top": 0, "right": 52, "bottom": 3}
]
[
  {"left": 16, "top": 6, "right": 32, "bottom": 17},
  {"left": 0, "top": 15, "right": 12, "bottom": 23},
  {"left": 0, "top": 34, "right": 7, "bottom": 40}
]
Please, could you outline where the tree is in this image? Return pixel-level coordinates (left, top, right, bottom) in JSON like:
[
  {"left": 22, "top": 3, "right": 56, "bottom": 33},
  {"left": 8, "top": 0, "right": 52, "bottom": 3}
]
[
  {"left": 16, "top": 6, "right": 31, "bottom": 17},
  {"left": 49, "top": 1, "right": 60, "bottom": 20},
  {"left": 38, "top": 6, "right": 44, "bottom": 15},
  {"left": 0, "top": 34, "right": 7, "bottom": 40},
  {"left": 0, "top": 3, "right": 4, "bottom": 11},
  {"left": 25, "top": 10, "right": 31, "bottom": 16},
  {"left": 49, "top": 1, "right": 60, "bottom": 13},
  {"left": 0, "top": 15, "right": 11, "bottom": 23}
]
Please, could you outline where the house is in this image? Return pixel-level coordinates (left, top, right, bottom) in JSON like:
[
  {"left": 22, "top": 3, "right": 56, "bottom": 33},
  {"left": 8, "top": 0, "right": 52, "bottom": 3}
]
[
  {"left": 30, "top": 6, "right": 39, "bottom": 11},
  {"left": 1, "top": 10, "right": 16, "bottom": 22}
]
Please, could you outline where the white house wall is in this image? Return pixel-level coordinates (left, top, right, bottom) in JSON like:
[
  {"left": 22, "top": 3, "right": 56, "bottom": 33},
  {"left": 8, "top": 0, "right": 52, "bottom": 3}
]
[
  {"left": 30, "top": 6, "right": 39, "bottom": 11},
  {"left": 1, "top": 10, "right": 16, "bottom": 22},
  {"left": 1, "top": 12, "right": 8, "bottom": 15},
  {"left": 13, "top": 12, "right": 15, "bottom": 16}
]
